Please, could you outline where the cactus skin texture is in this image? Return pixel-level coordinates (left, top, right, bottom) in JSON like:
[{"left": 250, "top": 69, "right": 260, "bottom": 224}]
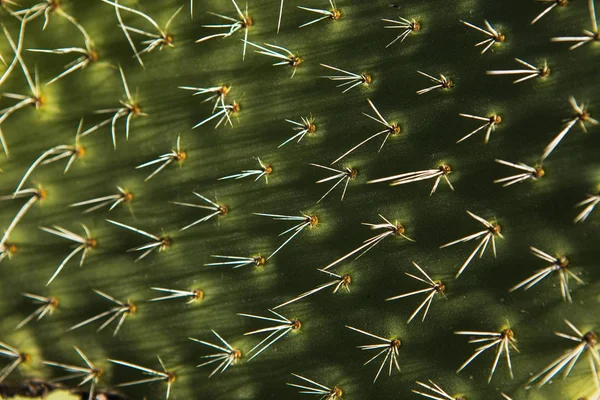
[{"left": 0, "top": 0, "right": 599, "bottom": 399}]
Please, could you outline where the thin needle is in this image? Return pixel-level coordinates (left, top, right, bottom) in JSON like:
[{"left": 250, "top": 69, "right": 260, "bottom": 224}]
[
  {"left": 458, "top": 113, "right": 502, "bottom": 144},
  {"left": 455, "top": 324, "right": 518, "bottom": 383},
  {"left": 274, "top": 269, "right": 351, "bottom": 309},
  {"left": 574, "top": 193, "right": 600, "bottom": 223},
  {"left": 195, "top": 0, "right": 252, "bottom": 60},
  {"left": 43, "top": 346, "right": 102, "bottom": 400},
  {"left": 532, "top": 0, "right": 570, "bottom": 25},
  {"left": 287, "top": 373, "right": 342, "bottom": 399},
  {"left": 80, "top": 66, "right": 147, "bottom": 148},
  {"left": 412, "top": 380, "right": 458, "bottom": 400},
  {"left": 254, "top": 212, "right": 318, "bottom": 259},
  {"left": 102, "top": 0, "right": 181, "bottom": 66},
  {"left": 551, "top": 0, "right": 599, "bottom": 49},
  {"left": 40, "top": 224, "right": 97, "bottom": 285},
  {"left": 321, "top": 214, "right": 414, "bottom": 271},
  {"left": 218, "top": 157, "right": 272, "bottom": 183},
  {"left": 14, "top": 1, "right": 82, "bottom": 31},
  {"left": 27, "top": 18, "right": 97, "bottom": 86},
  {"left": 69, "top": 289, "right": 136, "bottom": 337},
  {"left": 192, "top": 101, "right": 240, "bottom": 129},
  {"left": 277, "top": 0, "right": 284, "bottom": 33},
  {"left": 106, "top": 219, "right": 171, "bottom": 261},
  {"left": 238, "top": 309, "right": 301, "bottom": 360},
  {"left": 205, "top": 254, "right": 266, "bottom": 269},
  {"left": 149, "top": 287, "right": 203, "bottom": 304},
  {"left": 382, "top": 16, "right": 420, "bottom": 47},
  {"left": 297, "top": 0, "right": 341, "bottom": 28},
  {"left": 0, "top": 341, "right": 30, "bottom": 383},
  {"left": 346, "top": 325, "right": 401, "bottom": 382},
  {"left": 279, "top": 116, "right": 316, "bottom": 148},
  {"left": 70, "top": 186, "right": 133, "bottom": 214},
  {"left": 542, "top": 96, "right": 597, "bottom": 160},
  {"left": 189, "top": 330, "right": 241, "bottom": 377},
  {"left": 310, "top": 163, "right": 357, "bottom": 203},
  {"left": 528, "top": 320, "right": 599, "bottom": 388},
  {"left": 15, "top": 293, "right": 59, "bottom": 330},
  {"left": 171, "top": 192, "right": 228, "bottom": 231},
  {"left": 14, "top": 119, "right": 84, "bottom": 194},
  {"left": 509, "top": 246, "right": 582, "bottom": 302},
  {"left": 486, "top": 58, "right": 550, "bottom": 84},
  {"left": 244, "top": 40, "right": 302, "bottom": 78},
  {"left": 320, "top": 63, "right": 372, "bottom": 93},
  {"left": 0, "top": 187, "right": 47, "bottom": 256},
  {"left": 386, "top": 261, "right": 446, "bottom": 323},
  {"left": 178, "top": 84, "right": 231, "bottom": 113},
  {"left": 494, "top": 159, "right": 544, "bottom": 187},
  {"left": 461, "top": 20, "right": 505, "bottom": 54},
  {"left": 440, "top": 210, "right": 503, "bottom": 278},
  {"left": 368, "top": 164, "right": 454, "bottom": 195},
  {"left": 332, "top": 99, "right": 400, "bottom": 164},
  {"left": 416, "top": 71, "right": 453, "bottom": 95},
  {"left": 109, "top": 356, "right": 176, "bottom": 400},
  {"left": 136, "top": 134, "right": 186, "bottom": 182},
  {"left": 0, "top": 23, "right": 43, "bottom": 155},
  {"left": 0, "top": 14, "right": 29, "bottom": 89}
]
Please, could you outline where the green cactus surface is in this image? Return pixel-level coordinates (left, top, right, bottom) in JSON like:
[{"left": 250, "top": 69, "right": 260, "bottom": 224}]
[{"left": 0, "top": 0, "right": 599, "bottom": 399}]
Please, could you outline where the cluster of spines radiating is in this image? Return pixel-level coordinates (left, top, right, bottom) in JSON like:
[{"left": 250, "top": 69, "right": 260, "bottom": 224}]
[{"left": 0, "top": 0, "right": 599, "bottom": 400}]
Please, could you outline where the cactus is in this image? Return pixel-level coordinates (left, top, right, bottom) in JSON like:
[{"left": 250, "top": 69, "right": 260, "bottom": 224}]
[{"left": 0, "top": 0, "right": 599, "bottom": 399}]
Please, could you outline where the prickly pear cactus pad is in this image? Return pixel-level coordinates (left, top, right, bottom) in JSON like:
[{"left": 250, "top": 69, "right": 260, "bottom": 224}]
[{"left": 0, "top": 0, "right": 599, "bottom": 399}]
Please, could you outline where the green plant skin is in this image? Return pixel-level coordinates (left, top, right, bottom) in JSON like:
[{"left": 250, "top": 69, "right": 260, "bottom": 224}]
[{"left": 0, "top": 1, "right": 599, "bottom": 399}]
